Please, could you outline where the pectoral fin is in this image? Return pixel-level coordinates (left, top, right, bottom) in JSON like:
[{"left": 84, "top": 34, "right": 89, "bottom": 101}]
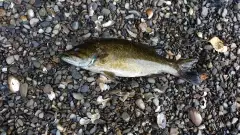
[{"left": 102, "top": 71, "right": 119, "bottom": 83}]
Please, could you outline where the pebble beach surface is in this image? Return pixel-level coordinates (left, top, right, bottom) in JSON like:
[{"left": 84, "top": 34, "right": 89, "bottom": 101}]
[{"left": 0, "top": 0, "right": 240, "bottom": 134}]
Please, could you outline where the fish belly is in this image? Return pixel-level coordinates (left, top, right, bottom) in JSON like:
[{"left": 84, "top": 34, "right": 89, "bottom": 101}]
[{"left": 83, "top": 59, "right": 179, "bottom": 77}]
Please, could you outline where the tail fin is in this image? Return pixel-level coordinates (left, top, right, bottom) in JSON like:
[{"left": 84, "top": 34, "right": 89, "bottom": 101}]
[{"left": 177, "top": 59, "right": 201, "bottom": 85}]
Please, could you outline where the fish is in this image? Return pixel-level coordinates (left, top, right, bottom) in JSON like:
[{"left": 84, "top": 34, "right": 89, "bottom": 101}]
[{"left": 60, "top": 38, "right": 203, "bottom": 85}]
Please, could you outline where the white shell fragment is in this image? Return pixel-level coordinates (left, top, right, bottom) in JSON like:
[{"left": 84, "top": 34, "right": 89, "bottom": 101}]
[
  {"left": 79, "top": 117, "right": 91, "bottom": 125},
  {"left": 8, "top": 76, "right": 20, "bottom": 93},
  {"left": 27, "top": 9, "right": 35, "bottom": 18},
  {"left": 102, "top": 20, "right": 115, "bottom": 27},
  {"left": 189, "top": 108, "right": 202, "bottom": 126},
  {"left": 89, "top": 6, "right": 94, "bottom": 16},
  {"left": 47, "top": 91, "right": 56, "bottom": 100},
  {"left": 200, "top": 97, "right": 207, "bottom": 109},
  {"left": 135, "top": 98, "right": 145, "bottom": 110},
  {"left": 209, "top": 36, "right": 228, "bottom": 52},
  {"left": 97, "top": 96, "right": 111, "bottom": 108},
  {"left": 87, "top": 112, "right": 100, "bottom": 123},
  {"left": 157, "top": 112, "right": 166, "bottom": 129},
  {"left": 99, "top": 83, "right": 110, "bottom": 91}
]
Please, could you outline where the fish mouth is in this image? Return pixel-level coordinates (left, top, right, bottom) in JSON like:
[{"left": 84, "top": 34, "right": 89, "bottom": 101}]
[{"left": 59, "top": 53, "right": 71, "bottom": 59}]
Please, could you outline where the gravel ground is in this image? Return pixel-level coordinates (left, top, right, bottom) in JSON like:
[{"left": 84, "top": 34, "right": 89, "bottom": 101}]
[{"left": 0, "top": 0, "right": 240, "bottom": 134}]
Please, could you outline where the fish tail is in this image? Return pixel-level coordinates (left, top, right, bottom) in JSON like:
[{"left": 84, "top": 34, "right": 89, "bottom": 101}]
[{"left": 176, "top": 59, "right": 201, "bottom": 85}]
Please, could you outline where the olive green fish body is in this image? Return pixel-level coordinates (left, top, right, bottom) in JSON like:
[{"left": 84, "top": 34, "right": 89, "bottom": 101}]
[{"left": 61, "top": 38, "right": 201, "bottom": 85}]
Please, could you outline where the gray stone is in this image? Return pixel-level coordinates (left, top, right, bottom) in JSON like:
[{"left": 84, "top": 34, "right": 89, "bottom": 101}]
[
  {"left": 131, "top": 80, "right": 139, "bottom": 88},
  {"left": 32, "top": 41, "right": 40, "bottom": 47},
  {"left": 121, "top": 112, "right": 130, "bottom": 122},
  {"left": 216, "top": 23, "right": 222, "bottom": 31},
  {"left": 147, "top": 78, "right": 155, "bottom": 83},
  {"left": 39, "top": 8, "right": 47, "bottom": 17},
  {"left": 30, "top": 18, "right": 39, "bottom": 27},
  {"left": 17, "top": 119, "right": 23, "bottom": 126},
  {"left": 71, "top": 21, "right": 79, "bottom": 30},
  {"left": 71, "top": 69, "right": 81, "bottom": 80},
  {"left": 80, "top": 85, "right": 89, "bottom": 93},
  {"left": 39, "top": 112, "right": 44, "bottom": 119},
  {"left": 20, "top": 83, "right": 28, "bottom": 97},
  {"left": 43, "top": 84, "right": 53, "bottom": 94},
  {"left": 33, "top": 61, "right": 41, "bottom": 68},
  {"left": 45, "top": 27, "right": 52, "bottom": 33},
  {"left": 6, "top": 56, "right": 15, "bottom": 64},
  {"left": 201, "top": 7, "right": 208, "bottom": 17},
  {"left": 222, "top": 8, "right": 227, "bottom": 18},
  {"left": 101, "top": 8, "right": 110, "bottom": 16},
  {"left": 9, "top": 66, "right": 18, "bottom": 73}
]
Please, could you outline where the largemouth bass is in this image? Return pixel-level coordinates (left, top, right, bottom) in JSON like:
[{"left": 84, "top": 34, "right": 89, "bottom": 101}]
[{"left": 61, "top": 38, "right": 202, "bottom": 85}]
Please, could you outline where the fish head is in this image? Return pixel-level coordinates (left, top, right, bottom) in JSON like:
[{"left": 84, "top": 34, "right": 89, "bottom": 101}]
[{"left": 60, "top": 48, "right": 95, "bottom": 67}]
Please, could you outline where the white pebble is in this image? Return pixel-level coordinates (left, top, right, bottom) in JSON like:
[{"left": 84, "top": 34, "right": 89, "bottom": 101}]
[
  {"left": 6, "top": 56, "right": 15, "bottom": 64},
  {"left": 157, "top": 112, "right": 166, "bottom": 129},
  {"left": 125, "top": 3, "right": 130, "bottom": 9},
  {"left": 102, "top": 20, "right": 115, "bottom": 27},
  {"left": 8, "top": 76, "right": 20, "bottom": 93},
  {"left": 147, "top": 78, "right": 155, "bottom": 83},
  {"left": 38, "top": 29, "right": 44, "bottom": 33},
  {"left": 136, "top": 98, "right": 145, "bottom": 110},
  {"left": 198, "top": 124, "right": 206, "bottom": 130},
  {"left": 47, "top": 91, "right": 56, "bottom": 100},
  {"left": 27, "top": 9, "right": 35, "bottom": 18},
  {"left": 165, "top": 1, "right": 171, "bottom": 5},
  {"left": 57, "top": 124, "right": 65, "bottom": 132},
  {"left": 30, "top": 18, "right": 39, "bottom": 27},
  {"left": 232, "top": 117, "right": 238, "bottom": 124},
  {"left": 79, "top": 117, "right": 91, "bottom": 125},
  {"left": 2, "top": 67, "right": 7, "bottom": 72}
]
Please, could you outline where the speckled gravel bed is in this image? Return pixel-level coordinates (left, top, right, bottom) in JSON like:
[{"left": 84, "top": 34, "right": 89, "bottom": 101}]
[{"left": 0, "top": 0, "right": 240, "bottom": 135}]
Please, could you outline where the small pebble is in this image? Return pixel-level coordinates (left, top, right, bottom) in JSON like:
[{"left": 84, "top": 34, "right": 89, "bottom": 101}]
[
  {"left": 232, "top": 118, "right": 238, "bottom": 124},
  {"left": 201, "top": 7, "right": 208, "bottom": 17},
  {"left": 30, "top": 18, "right": 39, "bottom": 27},
  {"left": 71, "top": 21, "right": 79, "bottom": 30},
  {"left": 136, "top": 99, "right": 145, "bottom": 110},
  {"left": 6, "top": 56, "right": 15, "bottom": 64},
  {"left": 147, "top": 78, "right": 155, "bottom": 83},
  {"left": 27, "top": 9, "right": 35, "bottom": 18},
  {"left": 20, "top": 83, "right": 28, "bottom": 97},
  {"left": 121, "top": 112, "right": 130, "bottom": 122},
  {"left": 101, "top": 8, "right": 110, "bottom": 16},
  {"left": 0, "top": 8, "right": 6, "bottom": 17}
]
